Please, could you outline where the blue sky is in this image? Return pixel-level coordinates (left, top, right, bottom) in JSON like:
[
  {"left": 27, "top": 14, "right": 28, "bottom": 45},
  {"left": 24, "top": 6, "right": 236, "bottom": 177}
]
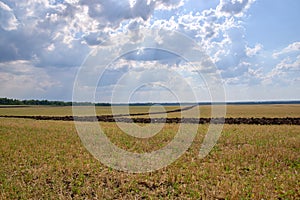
[{"left": 0, "top": 0, "right": 299, "bottom": 102}]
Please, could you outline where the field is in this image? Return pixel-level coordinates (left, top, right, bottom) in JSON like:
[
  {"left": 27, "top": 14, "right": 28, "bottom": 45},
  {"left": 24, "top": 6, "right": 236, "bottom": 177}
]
[
  {"left": 1, "top": 104, "right": 300, "bottom": 118},
  {"left": 0, "top": 105, "right": 299, "bottom": 199}
]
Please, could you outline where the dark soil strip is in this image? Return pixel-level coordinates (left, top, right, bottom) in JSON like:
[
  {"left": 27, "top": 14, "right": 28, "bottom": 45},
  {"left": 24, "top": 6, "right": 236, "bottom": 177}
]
[{"left": 1, "top": 115, "right": 300, "bottom": 125}]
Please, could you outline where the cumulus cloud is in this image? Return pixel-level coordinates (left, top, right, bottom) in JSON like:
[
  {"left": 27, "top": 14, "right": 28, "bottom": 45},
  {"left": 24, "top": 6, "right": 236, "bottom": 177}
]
[
  {"left": 3, "top": 0, "right": 290, "bottom": 101},
  {"left": 76, "top": 0, "right": 259, "bottom": 93},
  {"left": 108, "top": 63, "right": 200, "bottom": 103},
  {"left": 216, "top": 0, "right": 256, "bottom": 17},
  {"left": 0, "top": 0, "right": 186, "bottom": 63},
  {"left": 265, "top": 42, "right": 300, "bottom": 86},
  {"left": 274, "top": 56, "right": 300, "bottom": 72},
  {"left": 167, "top": 0, "right": 260, "bottom": 85},
  {"left": 273, "top": 41, "right": 300, "bottom": 58},
  {"left": 271, "top": 42, "right": 300, "bottom": 73},
  {"left": 0, "top": 1, "right": 18, "bottom": 31},
  {"left": 80, "top": 0, "right": 184, "bottom": 27},
  {"left": 246, "top": 43, "right": 263, "bottom": 57},
  {"left": 0, "top": 60, "right": 60, "bottom": 98}
]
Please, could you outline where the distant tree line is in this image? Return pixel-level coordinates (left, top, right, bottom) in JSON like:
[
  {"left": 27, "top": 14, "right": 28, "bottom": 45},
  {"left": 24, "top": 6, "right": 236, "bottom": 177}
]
[
  {"left": 1, "top": 97, "right": 299, "bottom": 106},
  {"left": 0, "top": 97, "right": 71, "bottom": 106},
  {"left": 0, "top": 97, "right": 111, "bottom": 106}
]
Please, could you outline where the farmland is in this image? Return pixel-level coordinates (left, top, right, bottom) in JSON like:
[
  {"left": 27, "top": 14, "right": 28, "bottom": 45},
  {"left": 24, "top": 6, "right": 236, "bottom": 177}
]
[
  {"left": 1, "top": 104, "right": 300, "bottom": 118},
  {"left": 0, "top": 105, "right": 299, "bottom": 199}
]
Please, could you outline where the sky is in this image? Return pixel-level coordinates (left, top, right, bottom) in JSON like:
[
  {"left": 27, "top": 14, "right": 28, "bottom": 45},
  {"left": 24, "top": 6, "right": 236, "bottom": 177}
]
[{"left": 0, "top": 0, "right": 299, "bottom": 102}]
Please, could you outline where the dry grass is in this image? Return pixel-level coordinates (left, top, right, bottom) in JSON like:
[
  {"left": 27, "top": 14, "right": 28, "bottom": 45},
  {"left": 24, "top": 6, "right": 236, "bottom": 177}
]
[
  {"left": 0, "top": 106, "right": 180, "bottom": 117},
  {"left": 127, "top": 104, "right": 300, "bottom": 118},
  {"left": 0, "top": 116, "right": 299, "bottom": 199},
  {"left": 166, "top": 104, "right": 300, "bottom": 118},
  {"left": 224, "top": 104, "right": 300, "bottom": 118},
  {"left": 1, "top": 104, "right": 299, "bottom": 119}
]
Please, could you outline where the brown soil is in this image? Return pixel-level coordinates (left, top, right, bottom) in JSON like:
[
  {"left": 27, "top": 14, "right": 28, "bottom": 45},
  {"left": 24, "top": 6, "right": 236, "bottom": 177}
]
[{"left": 1, "top": 115, "right": 299, "bottom": 125}]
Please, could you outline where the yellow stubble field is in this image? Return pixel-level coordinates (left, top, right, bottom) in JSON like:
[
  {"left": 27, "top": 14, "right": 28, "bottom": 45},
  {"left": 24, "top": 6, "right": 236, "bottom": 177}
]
[{"left": 0, "top": 105, "right": 299, "bottom": 199}]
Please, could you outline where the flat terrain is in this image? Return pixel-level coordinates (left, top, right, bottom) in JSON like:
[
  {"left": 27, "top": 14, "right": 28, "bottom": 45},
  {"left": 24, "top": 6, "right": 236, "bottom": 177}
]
[
  {"left": 0, "top": 105, "right": 186, "bottom": 117},
  {"left": 0, "top": 105, "right": 299, "bottom": 199},
  {"left": 1, "top": 104, "right": 300, "bottom": 118}
]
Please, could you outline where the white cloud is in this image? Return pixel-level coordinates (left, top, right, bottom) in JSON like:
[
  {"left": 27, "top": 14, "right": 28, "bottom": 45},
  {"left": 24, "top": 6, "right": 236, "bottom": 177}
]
[
  {"left": 246, "top": 43, "right": 263, "bottom": 57},
  {"left": 269, "top": 42, "right": 300, "bottom": 81},
  {"left": 109, "top": 66, "right": 199, "bottom": 103},
  {"left": 0, "top": 0, "right": 187, "bottom": 63},
  {"left": 131, "top": 0, "right": 267, "bottom": 89},
  {"left": 274, "top": 55, "right": 300, "bottom": 72},
  {"left": 0, "top": 1, "right": 18, "bottom": 31},
  {"left": 3, "top": 0, "right": 296, "bottom": 101},
  {"left": 216, "top": 0, "right": 256, "bottom": 17},
  {"left": 65, "top": 0, "right": 80, "bottom": 4},
  {"left": 157, "top": 0, "right": 185, "bottom": 10},
  {"left": 0, "top": 60, "right": 60, "bottom": 98},
  {"left": 273, "top": 41, "right": 300, "bottom": 58},
  {"left": 0, "top": 1, "right": 11, "bottom": 11},
  {"left": 265, "top": 49, "right": 300, "bottom": 86},
  {"left": 80, "top": 0, "right": 184, "bottom": 27}
]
